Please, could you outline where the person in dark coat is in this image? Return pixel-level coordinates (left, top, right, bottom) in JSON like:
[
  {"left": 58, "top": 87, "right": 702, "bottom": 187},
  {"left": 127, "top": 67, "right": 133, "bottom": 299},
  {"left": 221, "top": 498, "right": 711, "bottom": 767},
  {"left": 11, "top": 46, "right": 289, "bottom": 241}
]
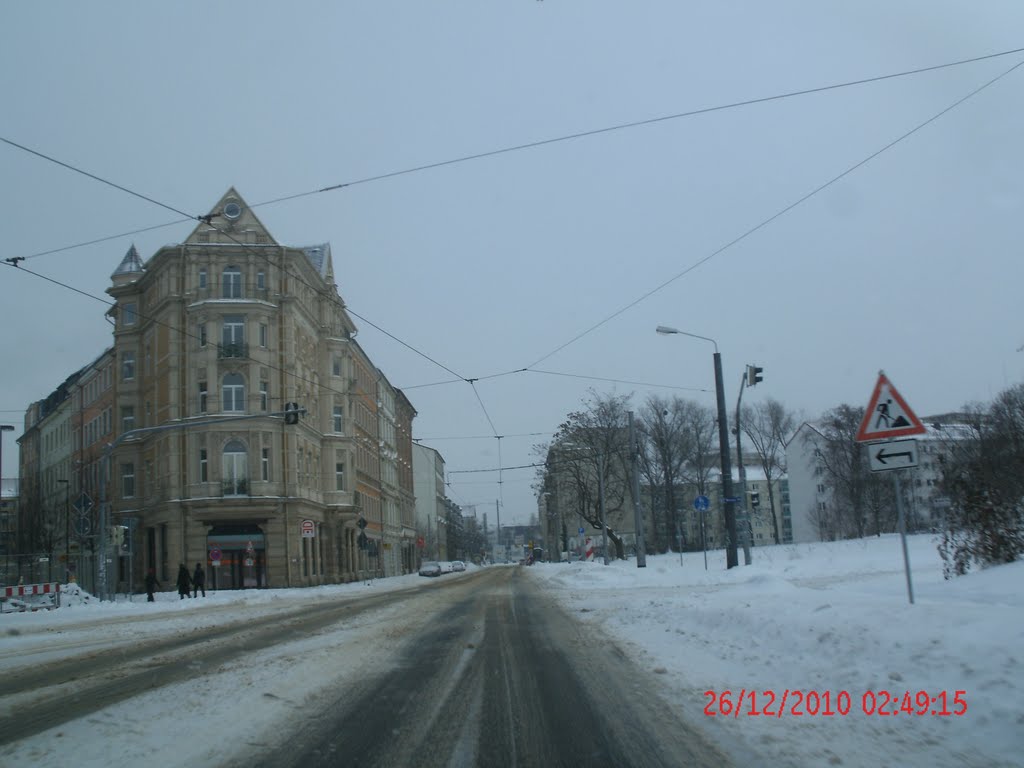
[
  {"left": 176, "top": 563, "right": 192, "bottom": 599},
  {"left": 192, "top": 563, "right": 206, "bottom": 598},
  {"left": 145, "top": 568, "right": 161, "bottom": 602}
]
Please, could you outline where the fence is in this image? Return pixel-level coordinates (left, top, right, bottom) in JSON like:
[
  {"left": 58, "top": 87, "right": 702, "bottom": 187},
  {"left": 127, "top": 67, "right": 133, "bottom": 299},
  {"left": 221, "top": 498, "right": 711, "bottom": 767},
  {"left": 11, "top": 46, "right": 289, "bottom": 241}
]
[
  {"left": 1, "top": 582, "right": 61, "bottom": 613},
  {"left": 0, "top": 551, "right": 98, "bottom": 596}
]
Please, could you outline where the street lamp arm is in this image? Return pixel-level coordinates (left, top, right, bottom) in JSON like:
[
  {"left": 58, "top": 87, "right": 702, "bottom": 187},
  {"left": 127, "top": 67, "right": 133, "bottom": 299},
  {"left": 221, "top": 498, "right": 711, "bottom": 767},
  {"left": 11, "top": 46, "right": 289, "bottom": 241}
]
[{"left": 655, "top": 326, "right": 718, "bottom": 353}]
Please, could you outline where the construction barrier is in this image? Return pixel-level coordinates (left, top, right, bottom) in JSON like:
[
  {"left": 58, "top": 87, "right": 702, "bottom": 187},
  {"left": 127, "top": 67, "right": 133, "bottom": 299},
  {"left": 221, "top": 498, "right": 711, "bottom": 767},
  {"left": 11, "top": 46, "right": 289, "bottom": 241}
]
[{"left": 1, "top": 582, "right": 61, "bottom": 612}]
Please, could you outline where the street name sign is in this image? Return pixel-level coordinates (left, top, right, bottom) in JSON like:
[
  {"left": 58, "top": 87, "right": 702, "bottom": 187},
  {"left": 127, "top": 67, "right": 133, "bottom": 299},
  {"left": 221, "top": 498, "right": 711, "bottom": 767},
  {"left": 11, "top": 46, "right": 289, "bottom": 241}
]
[{"left": 868, "top": 439, "right": 919, "bottom": 472}]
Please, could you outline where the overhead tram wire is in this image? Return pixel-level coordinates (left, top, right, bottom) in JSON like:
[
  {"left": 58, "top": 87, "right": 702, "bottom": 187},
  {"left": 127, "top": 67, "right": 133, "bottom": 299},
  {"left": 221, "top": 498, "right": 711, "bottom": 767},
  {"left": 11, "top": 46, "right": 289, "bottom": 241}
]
[
  {"left": 9, "top": 51, "right": 1020, "bottom": 493},
  {"left": 0, "top": 138, "right": 199, "bottom": 223},
  {"left": 0, "top": 137, "right": 478, "bottom": 403},
  {"left": 9, "top": 44, "right": 1024, "bottom": 264},
  {"left": 0, "top": 138, "right": 504, "bottom": 447},
  {"left": 525, "top": 369, "right": 709, "bottom": 393},
  {"left": 0, "top": 261, "right": 354, "bottom": 411},
  {"left": 526, "top": 56, "right": 1024, "bottom": 369}
]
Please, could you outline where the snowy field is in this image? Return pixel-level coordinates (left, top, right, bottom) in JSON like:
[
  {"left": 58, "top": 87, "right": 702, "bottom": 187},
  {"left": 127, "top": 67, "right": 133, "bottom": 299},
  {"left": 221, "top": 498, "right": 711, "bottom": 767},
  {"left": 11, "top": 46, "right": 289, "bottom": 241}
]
[
  {"left": 527, "top": 534, "right": 1024, "bottom": 768},
  {"left": 1, "top": 535, "right": 1021, "bottom": 767}
]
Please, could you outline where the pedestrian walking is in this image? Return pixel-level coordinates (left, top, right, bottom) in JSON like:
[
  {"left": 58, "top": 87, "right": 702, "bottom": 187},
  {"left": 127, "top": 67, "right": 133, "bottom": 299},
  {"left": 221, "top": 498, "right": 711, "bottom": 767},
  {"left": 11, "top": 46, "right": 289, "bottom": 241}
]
[
  {"left": 192, "top": 563, "right": 206, "bottom": 598},
  {"left": 145, "top": 567, "right": 161, "bottom": 602},
  {"left": 176, "top": 563, "right": 192, "bottom": 599}
]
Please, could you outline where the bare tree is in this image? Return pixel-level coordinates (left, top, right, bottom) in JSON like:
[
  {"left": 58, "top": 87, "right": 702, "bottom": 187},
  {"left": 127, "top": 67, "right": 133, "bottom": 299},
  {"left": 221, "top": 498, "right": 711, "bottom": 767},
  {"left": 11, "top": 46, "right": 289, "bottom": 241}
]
[
  {"left": 806, "top": 404, "right": 872, "bottom": 539},
  {"left": 637, "top": 395, "right": 697, "bottom": 552},
  {"left": 543, "top": 391, "right": 633, "bottom": 560},
  {"left": 741, "top": 398, "right": 795, "bottom": 544}
]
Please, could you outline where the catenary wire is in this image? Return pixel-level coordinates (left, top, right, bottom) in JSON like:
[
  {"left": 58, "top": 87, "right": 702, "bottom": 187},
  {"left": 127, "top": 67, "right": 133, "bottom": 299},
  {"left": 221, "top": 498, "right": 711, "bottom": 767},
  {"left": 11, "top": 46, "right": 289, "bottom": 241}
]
[
  {"left": 0, "top": 137, "right": 200, "bottom": 222},
  {"left": 527, "top": 57, "right": 1024, "bottom": 368},
  {"left": 8, "top": 51, "right": 1020, "bottom": 493},
  {"left": 9, "top": 45, "right": 1023, "bottom": 265}
]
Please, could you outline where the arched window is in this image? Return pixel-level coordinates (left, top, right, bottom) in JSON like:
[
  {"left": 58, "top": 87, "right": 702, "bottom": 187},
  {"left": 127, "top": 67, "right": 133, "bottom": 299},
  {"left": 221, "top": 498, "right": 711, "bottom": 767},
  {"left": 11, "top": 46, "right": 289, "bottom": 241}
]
[
  {"left": 223, "top": 439, "right": 247, "bottom": 496},
  {"left": 223, "top": 266, "right": 242, "bottom": 298},
  {"left": 223, "top": 373, "right": 245, "bottom": 412}
]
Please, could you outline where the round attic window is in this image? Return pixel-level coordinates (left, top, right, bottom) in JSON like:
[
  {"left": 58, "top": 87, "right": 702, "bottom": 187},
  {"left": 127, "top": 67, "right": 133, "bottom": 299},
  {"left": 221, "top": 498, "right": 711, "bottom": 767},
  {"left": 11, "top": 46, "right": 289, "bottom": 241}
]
[{"left": 223, "top": 201, "right": 242, "bottom": 220}]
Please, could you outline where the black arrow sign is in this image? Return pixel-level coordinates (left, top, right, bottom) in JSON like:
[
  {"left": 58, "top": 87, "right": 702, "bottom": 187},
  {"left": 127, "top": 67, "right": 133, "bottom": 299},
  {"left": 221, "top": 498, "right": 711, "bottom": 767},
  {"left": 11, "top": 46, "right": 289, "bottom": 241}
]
[{"left": 875, "top": 447, "right": 914, "bottom": 464}]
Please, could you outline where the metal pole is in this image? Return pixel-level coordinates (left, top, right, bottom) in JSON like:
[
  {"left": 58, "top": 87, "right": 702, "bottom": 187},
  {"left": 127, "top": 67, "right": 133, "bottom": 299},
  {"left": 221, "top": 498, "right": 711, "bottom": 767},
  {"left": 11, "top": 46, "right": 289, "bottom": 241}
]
[
  {"left": 495, "top": 499, "right": 501, "bottom": 563},
  {"left": 713, "top": 352, "right": 739, "bottom": 569},
  {"left": 700, "top": 514, "right": 707, "bottom": 570},
  {"left": 628, "top": 411, "right": 646, "bottom": 568},
  {"left": 735, "top": 373, "right": 752, "bottom": 565},
  {"left": 98, "top": 445, "right": 109, "bottom": 601},
  {"left": 598, "top": 461, "right": 608, "bottom": 565},
  {"left": 893, "top": 473, "right": 915, "bottom": 604}
]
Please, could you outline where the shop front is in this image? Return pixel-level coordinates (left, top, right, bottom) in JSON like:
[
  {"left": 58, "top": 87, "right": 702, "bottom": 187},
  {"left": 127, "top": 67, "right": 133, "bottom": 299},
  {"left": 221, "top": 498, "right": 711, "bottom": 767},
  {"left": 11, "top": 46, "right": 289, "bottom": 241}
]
[{"left": 206, "top": 524, "right": 267, "bottom": 589}]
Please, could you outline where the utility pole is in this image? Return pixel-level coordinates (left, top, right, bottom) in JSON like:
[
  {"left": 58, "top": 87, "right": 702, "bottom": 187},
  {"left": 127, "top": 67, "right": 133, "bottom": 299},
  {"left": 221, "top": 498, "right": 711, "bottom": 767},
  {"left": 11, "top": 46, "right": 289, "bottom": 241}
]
[
  {"left": 713, "top": 352, "right": 739, "bottom": 569},
  {"left": 495, "top": 498, "right": 501, "bottom": 563},
  {"left": 628, "top": 411, "right": 646, "bottom": 568}
]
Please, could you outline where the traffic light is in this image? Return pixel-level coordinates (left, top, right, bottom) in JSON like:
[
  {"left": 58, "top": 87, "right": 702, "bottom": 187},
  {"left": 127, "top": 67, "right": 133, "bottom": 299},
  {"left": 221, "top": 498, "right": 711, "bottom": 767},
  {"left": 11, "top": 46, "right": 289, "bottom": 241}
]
[
  {"left": 111, "top": 525, "right": 128, "bottom": 550},
  {"left": 746, "top": 365, "right": 763, "bottom": 387},
  {"left": 284, "top": 402, "right": 300, "bottom": 425}
]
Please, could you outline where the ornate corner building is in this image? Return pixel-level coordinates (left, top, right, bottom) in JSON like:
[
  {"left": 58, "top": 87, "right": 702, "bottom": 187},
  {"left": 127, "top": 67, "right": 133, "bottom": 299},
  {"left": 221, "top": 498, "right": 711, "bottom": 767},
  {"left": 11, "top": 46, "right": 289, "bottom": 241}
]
[{"left": 22, "top": 188, "right": 417, "bottom": 591}]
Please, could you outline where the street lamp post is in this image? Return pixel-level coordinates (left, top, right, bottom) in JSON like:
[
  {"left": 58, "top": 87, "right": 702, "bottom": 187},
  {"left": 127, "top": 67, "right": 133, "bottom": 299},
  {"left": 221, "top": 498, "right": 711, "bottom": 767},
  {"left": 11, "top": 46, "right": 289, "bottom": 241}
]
[
  {"left": 656, "top": 326, "right": 739, "bottom": 568},
  {"left": 58, "top": 479, "right": 70, "bottom": 581}
]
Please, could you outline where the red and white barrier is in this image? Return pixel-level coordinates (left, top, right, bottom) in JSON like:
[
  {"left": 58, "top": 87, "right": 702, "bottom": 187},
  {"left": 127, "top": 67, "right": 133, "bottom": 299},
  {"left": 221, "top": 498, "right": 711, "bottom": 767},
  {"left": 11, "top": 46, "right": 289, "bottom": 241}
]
[
  {"left": 2, "top": 582, "right": 61, "bottom": 611},
  {"left": 584, "top": 537, "right": 595, "bottom": 561}
]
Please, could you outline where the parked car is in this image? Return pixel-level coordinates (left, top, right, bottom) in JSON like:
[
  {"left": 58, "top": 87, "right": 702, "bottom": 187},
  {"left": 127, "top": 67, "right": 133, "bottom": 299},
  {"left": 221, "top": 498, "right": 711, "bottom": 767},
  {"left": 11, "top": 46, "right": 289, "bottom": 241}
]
[
  {"left": 451, "top": 560, "right": 466, "bottom": 572},
  {"left": 418, "top": 561, "right": 442, "bottom": 577},
  {"left": 440, "top": 561, "right": 455, "bottom": 574}
]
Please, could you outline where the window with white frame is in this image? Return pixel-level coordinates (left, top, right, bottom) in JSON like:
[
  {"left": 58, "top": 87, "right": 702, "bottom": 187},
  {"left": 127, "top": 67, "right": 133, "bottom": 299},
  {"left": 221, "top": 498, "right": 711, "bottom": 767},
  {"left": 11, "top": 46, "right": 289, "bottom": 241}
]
[
  {"left": 199, "top": 323, "right": 207, "bottom": 347},
  {"left": 259, "top": 323, "right": 268, "bottom": 348},
  {"left": 199, "top": 381, "right": 208, "bottom": 414},
  {"left": 198, "top": 269, "right": 207, "bottom": 289},
  {"left": 199, "top": 449, "right": 208, "bottom": 483},
  {"left": 333, "top": 404, "right": 343, "bottom": 433},
  {"left": 335, "top": 462, "right": 345, "bottom": 491},
  {"left": 222, "top": 316, "right": 245, "bottom": 347},
  {"left": 261, "top": 448, "right": 270, "bottom": 481},
  {"left": 121, "top": 352, "right": 135, "bottom": 381},
  {"left": 222, "top": 373, "right": 245, "bottom": 412},
  {"left": 222, "top": 266, "right": 242, "bottom": 298},
  {"left": 122, "top": 302, "right": 137, "bottom": 326},
  {"left": 121, "top": 406, "right": 134, "bottom": 433},
  {"left": 222, "top": 440, "right": 247, "bottom": 495}
]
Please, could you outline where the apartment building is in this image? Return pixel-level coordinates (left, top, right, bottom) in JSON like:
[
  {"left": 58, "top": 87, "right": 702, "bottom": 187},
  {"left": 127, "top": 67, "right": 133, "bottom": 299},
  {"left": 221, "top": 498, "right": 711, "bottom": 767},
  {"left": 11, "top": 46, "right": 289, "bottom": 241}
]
[{"left": 19, "top": 188, "right": 416, "bottom": 591}]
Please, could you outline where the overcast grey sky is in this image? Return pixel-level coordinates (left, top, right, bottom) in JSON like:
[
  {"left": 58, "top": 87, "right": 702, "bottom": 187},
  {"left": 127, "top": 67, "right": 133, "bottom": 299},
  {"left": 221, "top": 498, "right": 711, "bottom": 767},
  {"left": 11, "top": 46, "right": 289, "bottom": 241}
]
[{"left": 3, "top": 2, "right": 1023, "bottom": 524}]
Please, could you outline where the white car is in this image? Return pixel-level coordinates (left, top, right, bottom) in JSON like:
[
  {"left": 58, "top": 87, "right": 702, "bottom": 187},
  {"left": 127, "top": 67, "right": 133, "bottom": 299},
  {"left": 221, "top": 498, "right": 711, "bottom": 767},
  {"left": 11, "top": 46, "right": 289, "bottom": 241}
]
[{"left": 451, "top": 560, "right": 466, "bottom": 572}]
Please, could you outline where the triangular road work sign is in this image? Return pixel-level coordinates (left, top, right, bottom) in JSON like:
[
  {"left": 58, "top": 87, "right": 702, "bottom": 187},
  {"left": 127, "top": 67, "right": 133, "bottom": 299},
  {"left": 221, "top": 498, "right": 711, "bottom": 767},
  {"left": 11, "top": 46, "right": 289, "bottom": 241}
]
[{"left": 856, "top": 371, "right": 926, "bottom": 443}]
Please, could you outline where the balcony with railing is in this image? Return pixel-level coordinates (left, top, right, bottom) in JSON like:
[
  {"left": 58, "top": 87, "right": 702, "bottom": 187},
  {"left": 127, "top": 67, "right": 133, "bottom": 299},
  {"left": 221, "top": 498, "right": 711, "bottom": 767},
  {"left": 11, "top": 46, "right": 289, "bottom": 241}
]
[
  {"left": 218, "top": 342, "right": 249, "bottom": 359},
  {"left": 223, "top": 478, "right": 249, "bottom": 497}
]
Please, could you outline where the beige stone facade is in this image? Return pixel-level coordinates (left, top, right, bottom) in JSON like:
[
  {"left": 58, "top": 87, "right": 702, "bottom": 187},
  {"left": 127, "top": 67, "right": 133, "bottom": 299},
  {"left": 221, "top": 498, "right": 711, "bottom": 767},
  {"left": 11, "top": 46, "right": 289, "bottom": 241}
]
[{"left": 100, "top": 188, "right": 414, "bottom": 589}]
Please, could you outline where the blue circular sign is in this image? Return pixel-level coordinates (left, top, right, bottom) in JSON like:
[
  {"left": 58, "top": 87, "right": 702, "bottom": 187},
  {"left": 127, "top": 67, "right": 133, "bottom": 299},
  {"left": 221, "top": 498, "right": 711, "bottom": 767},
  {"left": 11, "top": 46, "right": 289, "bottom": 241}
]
[{"left": 693, "top": 495, "right": 710, "bottom": 512}]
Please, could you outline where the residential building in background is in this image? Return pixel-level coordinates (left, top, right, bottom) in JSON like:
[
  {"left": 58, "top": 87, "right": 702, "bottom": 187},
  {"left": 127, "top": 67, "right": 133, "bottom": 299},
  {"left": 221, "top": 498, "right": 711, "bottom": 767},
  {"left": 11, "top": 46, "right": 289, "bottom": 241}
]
[
  {"left": 412, "top": 442, "right": 449, "bottom": 562},
  {"left": 786, "top": 419, "right": 971, "bottom": 543}
]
